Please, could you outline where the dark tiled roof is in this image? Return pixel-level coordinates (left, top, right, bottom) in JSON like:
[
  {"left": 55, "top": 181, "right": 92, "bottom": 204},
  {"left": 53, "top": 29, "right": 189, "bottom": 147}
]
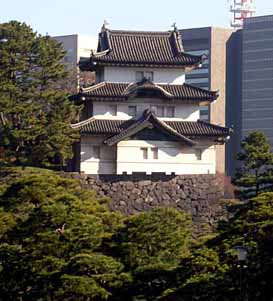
[
  {"left": 80, "top": 28, "right": 203, "bottom": 70},
  {"left": 166, "top": 120, "right": 231, "bottom": 137},
  {"left": 72, "top": 118, "right": 134, "bottom": 135},
  {"left": 104, "top": 110, "right": 195, "bottom": 146},
  {"left": 71, "top": 110, "right": 231, "bottom": 144},
  {"left": 79, "top": 81, "right": 218, "bottom": 103}
]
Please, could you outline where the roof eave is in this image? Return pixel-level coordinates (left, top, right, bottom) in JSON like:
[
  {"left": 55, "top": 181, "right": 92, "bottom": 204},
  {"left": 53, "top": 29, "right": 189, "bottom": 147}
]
[{"left": 91, "top": 60, "right": 201, "bottom": 69}]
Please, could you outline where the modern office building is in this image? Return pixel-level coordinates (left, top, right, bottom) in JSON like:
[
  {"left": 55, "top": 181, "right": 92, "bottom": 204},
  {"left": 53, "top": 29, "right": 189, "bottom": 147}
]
[
  {"left": 180, "top": 27, "right": 234, "bottom": 174},
  {"left": 53, "top": 34, "right": 97, "bottom": 67},
  {"left": 225, "top": 29, "right": 243, "bottom": 176},
  {"left": 242, "top": 15, "right": 273, "bottom": 146},
  {"left": 53, "top": 34, "right": 97, "bottom": 90}
]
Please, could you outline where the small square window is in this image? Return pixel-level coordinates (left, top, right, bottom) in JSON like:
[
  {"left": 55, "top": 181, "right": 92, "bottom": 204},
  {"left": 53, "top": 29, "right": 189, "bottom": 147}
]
[
  {"left": 128, "top": 105, "right": 137, "bottom": 117},
  {"left": 151, "top": 148, "right": 158, "bottom": 159},
  {"left": 166, "top": 106, "right": 175, "bottom": 118},
  {"left": 109, "top": 105, "right": 117, "bottom": 116},
  {"left": 136, "top": 71, "right": 154, "bottom": 82},
  {"left": 195, "top": 149, "right": 203, "bottom": 161},
  {"left": 136, "top": 71, "right": 144, "bottom": 82},
  {"left": 93, "top": 146, "right": 101, "bottom": 159},
  {"left": 145, "top": 71, "right": 154, "bottom": 81},
  {"left": 156, "top": 106, "right": 164, "bottom": 117},
  {"left": 141, "top": 147, "right": 148, "bottom": 160}
]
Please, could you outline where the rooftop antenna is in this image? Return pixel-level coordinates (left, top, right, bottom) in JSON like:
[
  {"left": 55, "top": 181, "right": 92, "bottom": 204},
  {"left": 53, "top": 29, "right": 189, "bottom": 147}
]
[{"left": 229, "top": 0, "right": 256, "bottom": 29}]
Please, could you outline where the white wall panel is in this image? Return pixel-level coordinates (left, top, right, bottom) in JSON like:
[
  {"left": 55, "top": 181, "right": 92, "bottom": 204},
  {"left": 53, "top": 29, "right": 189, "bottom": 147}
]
[
  {"left": 93, "top": 100, "right": 200, "bottom": 121},
  {"left": 104, "top": 67, "right": 185, "bottom": 84}
]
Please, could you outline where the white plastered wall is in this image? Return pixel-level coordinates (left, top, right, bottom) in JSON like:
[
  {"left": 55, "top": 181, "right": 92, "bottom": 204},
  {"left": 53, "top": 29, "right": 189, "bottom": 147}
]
[
  {"left": 116, "top": 140, "right": 216, "bottom": 175},
  {"left": 103, "top": 67, "right": 186, "bottom": 84},
  {"left": 80, "top": 136, "right": 116, "bottom": 174},
  {"left": 93, "top": 100, "right": 200, "bottom": 121},
  {"left": 80, "top": 137, "right": 216, "bottom": 175}
]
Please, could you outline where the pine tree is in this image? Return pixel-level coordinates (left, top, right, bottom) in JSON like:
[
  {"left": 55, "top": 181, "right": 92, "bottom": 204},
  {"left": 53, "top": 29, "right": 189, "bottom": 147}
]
[
  {"left": 112, "top": 208, "right": 192, "bottom": 301},
  {"left": 161, "top": 192, "right": 273, "bottom": 301},
  {"left": 233, "top": 131, "right": 273, "bottom": 199},
  {"left": 0, "top": 21, "right": 80, "bottom": 169},
  {"left": 0, "top": 168, "right": 129, "bottom": 300}
]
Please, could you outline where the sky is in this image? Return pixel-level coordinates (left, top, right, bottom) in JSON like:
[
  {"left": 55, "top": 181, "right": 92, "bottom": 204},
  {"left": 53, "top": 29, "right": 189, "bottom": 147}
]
[{"left": 1, "top": 0, "right": 273, "bottom": 37}]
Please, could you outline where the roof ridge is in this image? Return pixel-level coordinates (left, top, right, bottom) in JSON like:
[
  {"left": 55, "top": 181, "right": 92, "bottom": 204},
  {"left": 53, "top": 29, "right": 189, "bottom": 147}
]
[
  {"left": 166, "top": 120, "right": 198, "bottom": 124},
  {"left": 180, "top": 51, "right": 202, "bottom": 58},
  {"left": 123, "top": 80, "right": 173, "bottom": 98},
  {"left": 183, "top": 83, "right": 219, "bottom": 96},
  {"left": 150, "top": 112, "right": 195, "bottom": 145},
  {"left": 108, "top": 29, "right": 172, "bottom": 36},
  {"left": 71, "top": 116, "right": 97, "bottom": 129},
  {"left": 104, "top": 109, "right": 195, "bottom": 146},
  {"left": 81, "top": 81, "right": 106, "bottom": 93},
  {"left": 93, "top": 49, "right": 110, "bottom": 57}
]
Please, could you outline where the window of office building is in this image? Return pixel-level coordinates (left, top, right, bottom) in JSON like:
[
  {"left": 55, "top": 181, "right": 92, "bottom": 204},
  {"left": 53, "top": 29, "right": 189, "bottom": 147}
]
[{"left": 199, "top": 106, "right": 209, "bottom": 121}]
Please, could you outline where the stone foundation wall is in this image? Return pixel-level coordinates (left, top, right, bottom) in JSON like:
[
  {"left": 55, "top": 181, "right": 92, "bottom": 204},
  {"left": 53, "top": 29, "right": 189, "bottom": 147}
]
[{"left": 65, "top": 173, "right": 234, "bottom": 230}]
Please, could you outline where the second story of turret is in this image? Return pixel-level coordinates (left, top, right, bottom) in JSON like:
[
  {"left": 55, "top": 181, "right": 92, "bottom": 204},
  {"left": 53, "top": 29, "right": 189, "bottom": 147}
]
[
  {"left": 76, "top": 79, "right": 218, "bottom": 122},
  {"left": 80, "top": 25, "right": 205, "bottom": 85},
  {"left": 75, "top": 25, "right": 217, "bottom": 123}
]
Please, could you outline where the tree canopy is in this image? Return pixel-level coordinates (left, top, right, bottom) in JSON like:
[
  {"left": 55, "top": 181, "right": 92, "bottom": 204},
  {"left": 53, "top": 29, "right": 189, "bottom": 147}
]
[
  {"left": 0, "top": 21, "right": 80, "bottom": 169},
  {"left": 0, "top": 168, "right": 128, "bottom": 300},
  {"left": 233, "top": 131, "right": 273, "bottom": 199},
  {"left": 162, "top": 192, "right": 273, "bottom": 301},
  {"left": 0, "top": 168, "right": 194, "bottom": 301},
  {"left": 112, "top": 208, "right": 192, "bottom": 300}
]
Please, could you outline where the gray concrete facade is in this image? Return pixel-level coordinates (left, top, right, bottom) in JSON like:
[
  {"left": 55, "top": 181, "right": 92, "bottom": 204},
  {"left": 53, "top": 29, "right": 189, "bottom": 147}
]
[
  {"left": 242, "top": 15, "right": 273, "bottom": 146},
  {"left": 180, "top": 27, "right": 237, "bottom": 174}
]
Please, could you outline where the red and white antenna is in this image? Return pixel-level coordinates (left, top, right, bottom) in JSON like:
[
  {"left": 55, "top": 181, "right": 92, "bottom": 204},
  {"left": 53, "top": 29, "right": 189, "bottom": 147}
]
[{"left": 229, "top": 0, "right": 256, "bottom": 29}]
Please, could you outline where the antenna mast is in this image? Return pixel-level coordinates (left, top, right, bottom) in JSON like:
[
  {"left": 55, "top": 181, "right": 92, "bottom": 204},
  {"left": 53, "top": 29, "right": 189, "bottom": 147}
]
[{"left": 230, "top": 0, "right": 256, "bottom": 29}]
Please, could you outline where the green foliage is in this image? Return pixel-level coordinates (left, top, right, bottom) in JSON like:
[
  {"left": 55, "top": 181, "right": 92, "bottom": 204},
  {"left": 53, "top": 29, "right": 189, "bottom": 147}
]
[
  {"left": 163, "top": 192, "right": 273, "bottom": 301},
  {"left": 1, "top": 165, "right": 272, "bottom": 299},
  {"left": 112, "top": 208, "right": 192, "bottom": 300},
  {"left": 117, "top": 208, "right": 191, "bottom": 271},
  {"left": 0, "top": 21, "right": 80, "bottom": 168},
  {"left": 215, "top": 193, "right": 273, "bottom": 300},
  {"left": 233, "top": 131, "right": 273, "bottom": 199},
  {"left": 0, "top": 168, "right": 127, "bottom": 300}
]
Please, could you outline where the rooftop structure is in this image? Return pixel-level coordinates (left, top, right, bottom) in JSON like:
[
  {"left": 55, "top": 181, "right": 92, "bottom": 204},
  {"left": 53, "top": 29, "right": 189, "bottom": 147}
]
[
  {"left": 230, "top": 0, "right": 256, "bottom": 29},
  {"left": 53, "top": 34, "right": 97, "bottom": 91}
]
